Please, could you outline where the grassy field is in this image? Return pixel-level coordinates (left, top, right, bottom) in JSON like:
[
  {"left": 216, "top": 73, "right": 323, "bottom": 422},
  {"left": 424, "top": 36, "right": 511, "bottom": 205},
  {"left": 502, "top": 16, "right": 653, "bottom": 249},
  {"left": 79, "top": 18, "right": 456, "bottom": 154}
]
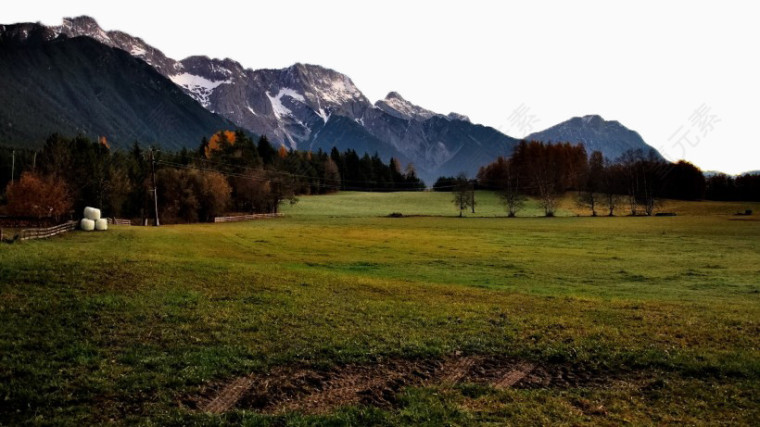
[
  {"left": 280, "top": 190, "right": 575, "bottom": 218},
  {"left": 1, "top": 192, "right": 759, "bottom": 425}
]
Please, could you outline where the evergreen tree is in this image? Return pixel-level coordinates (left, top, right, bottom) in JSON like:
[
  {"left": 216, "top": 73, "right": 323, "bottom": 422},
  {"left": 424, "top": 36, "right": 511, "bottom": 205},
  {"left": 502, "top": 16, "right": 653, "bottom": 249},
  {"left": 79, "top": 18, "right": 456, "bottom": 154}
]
[{"left": 257, "top": 136, "right": 277, "bottom": 165}]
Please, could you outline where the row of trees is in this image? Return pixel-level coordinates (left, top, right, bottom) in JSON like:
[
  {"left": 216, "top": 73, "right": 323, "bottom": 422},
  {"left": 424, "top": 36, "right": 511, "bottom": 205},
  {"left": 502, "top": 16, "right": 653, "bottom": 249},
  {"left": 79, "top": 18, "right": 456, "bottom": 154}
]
[
  {"left": 329, "top": 148, "right": 426, "bottom": 192},
  {"left": 1, "top": 131, "right": 425, "bottom": 223},
  {"left": 3, "top": 134, "right": 756, "bottom": 221},
  {"left": 477, "top": 141, "right": 710, "bottom": 217},
  {"left": 704, "top": 173, "right": 760, "bottom": 201},
  {"left": 197, "top": 130, "right": 424, "bottom": 192}
]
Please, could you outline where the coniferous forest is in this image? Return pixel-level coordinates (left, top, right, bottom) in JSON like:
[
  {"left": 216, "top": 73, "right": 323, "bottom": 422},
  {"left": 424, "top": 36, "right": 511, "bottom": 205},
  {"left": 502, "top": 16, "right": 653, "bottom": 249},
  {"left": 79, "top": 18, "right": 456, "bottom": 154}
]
[{"left": 0, "top": 131, "right": 426, "bottom": 224}]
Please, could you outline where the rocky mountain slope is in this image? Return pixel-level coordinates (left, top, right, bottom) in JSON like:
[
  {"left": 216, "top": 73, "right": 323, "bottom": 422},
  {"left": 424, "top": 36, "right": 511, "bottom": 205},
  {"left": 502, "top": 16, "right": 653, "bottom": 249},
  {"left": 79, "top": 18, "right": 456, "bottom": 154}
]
[
  {"left": 525, "top": 115, "right": 663, "bottom": 161},
  {"left": 51, "top": 16, "right": 518, "bottom": 182},
  {"left": 0, "top": 22, "right": 234, "bottom": 150}
]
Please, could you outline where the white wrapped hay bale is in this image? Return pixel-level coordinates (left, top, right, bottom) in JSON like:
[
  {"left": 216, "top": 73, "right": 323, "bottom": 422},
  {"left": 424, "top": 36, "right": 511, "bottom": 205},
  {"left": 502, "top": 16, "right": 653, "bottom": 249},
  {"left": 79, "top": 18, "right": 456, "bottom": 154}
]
[
  {"left": 80, "top": 218, "right": 95, "bottom": 231},
  {"left": 83, "top": 207, "right": 101, "bottom": 220},
  {"left": 95, "top": 218, "right": 108, "bottom": 231}
]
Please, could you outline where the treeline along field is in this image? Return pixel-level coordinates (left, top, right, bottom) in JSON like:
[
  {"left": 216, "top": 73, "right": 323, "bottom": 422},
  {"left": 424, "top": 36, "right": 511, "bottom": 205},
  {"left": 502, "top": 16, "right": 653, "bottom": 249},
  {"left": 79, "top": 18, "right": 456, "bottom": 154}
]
[
  {"left": 0, "top": 132, "right": 425, "bottom": 224},
  {"left": 474, "top": 141, "right": 760, "bottom": 217},
  {"left": 3, "top": 136, "right": 759, "bottom": 225}
]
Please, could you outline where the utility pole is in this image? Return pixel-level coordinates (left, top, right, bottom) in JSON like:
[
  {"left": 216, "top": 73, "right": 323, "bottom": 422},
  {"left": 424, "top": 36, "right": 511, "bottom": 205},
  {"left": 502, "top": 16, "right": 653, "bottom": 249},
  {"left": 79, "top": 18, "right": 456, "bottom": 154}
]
[
  {"left": 149, "top": 148, "right": 160, "bottom": 226},
  {"left": 10, "top": 150, "right": 15, "bottom": 185},
  {"left": 470, "top": 179, "right": 476, "bottom": 214}
]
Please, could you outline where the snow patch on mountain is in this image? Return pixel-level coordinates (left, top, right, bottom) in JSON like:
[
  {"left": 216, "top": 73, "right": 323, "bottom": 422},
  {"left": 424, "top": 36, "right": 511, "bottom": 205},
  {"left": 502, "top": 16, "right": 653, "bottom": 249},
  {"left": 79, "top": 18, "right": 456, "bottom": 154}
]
[
  {"left": 317, "top": 107, "right": 330, "bottom": 123},
  {"left": 169, "top": 73, "right": 230, "bottom": 108},
  {"left": 266, "top": 88, "right": 305, "bottom": 119},
  {"left": 312, "top": 75, "right": 364, "bottom": 105},
  {"left": 209, "top": 62, "right": 233, "bottom": 78},
  {"left": 130, "top": 46, "right": 146, "bottom": 56}
]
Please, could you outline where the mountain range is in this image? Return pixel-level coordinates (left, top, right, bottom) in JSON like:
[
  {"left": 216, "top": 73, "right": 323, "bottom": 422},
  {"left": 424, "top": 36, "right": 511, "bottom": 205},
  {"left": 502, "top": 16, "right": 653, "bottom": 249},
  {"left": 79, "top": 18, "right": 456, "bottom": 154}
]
[
  {"left": 0, "top": 22, "right": 233, "bottom": 151},
  {"left": 0, "top": 16, "right": 663, "bottom": 183}
]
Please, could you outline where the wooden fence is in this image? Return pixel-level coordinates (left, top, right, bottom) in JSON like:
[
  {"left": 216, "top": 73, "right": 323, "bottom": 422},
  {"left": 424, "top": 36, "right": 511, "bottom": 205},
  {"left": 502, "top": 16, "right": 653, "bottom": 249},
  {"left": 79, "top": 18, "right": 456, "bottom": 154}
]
[
  {"left": 18, "top": 221, "right": 77, "bottom": 241},
  {"left": 214, "top": 213, "right": 284, "bottom": 223},
  {"left": 1, "top": 216, "right": 276, "bottom": 240}
]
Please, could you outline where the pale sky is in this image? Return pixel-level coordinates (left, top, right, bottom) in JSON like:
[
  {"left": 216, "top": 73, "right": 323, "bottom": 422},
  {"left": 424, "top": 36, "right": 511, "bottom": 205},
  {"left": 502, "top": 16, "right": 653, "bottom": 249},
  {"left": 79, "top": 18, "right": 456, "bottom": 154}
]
[{"left": 5, "top": 1, "right": 758, "bottom": 174}]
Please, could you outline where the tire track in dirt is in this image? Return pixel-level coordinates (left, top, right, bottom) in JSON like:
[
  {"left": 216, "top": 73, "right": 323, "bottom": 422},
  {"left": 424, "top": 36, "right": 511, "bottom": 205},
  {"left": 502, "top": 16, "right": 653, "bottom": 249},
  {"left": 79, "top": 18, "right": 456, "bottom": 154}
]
[
  {"left": 492, "top": 362, "right": 535, "bottom": 389},
  {"left": 201, "top": 376, "right": 256, "bottom": 414},
  {"left": 196, "top": 354, "right": 598, "bottom": 415}
]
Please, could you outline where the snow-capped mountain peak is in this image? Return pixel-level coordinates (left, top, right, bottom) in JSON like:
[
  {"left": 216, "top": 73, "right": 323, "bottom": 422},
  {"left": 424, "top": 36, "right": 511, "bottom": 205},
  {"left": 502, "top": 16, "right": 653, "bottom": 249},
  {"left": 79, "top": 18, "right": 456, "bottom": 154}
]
[
  {"left": 375, "top": 92, "right": 437, "bottom": 121},
  {"left": 54, "top": 16, "right": 183, "bottom": 76},
  {"left": 282, "top": 63, "right": 370, "bottom": 112},
  {"left": 60, "top": 16, "right": 110, "bottom": 44},
  {"left": 374, "top": 92, "right": 471, "bottom": 124},
  {"left": 447, "top": 112, "right": 470, "bottom": 122}
]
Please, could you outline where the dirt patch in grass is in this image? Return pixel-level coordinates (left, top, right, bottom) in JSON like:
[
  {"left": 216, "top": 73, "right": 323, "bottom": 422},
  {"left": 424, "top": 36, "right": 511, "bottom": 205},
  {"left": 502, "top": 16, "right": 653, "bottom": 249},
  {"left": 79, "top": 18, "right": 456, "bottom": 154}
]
[{"left": 191, "top": 354, "right": 608, "bottom": 415}]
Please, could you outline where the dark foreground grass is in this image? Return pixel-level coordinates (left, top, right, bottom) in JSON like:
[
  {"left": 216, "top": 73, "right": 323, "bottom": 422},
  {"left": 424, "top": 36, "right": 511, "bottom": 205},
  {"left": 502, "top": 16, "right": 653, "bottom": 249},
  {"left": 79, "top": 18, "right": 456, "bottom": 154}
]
[{"left": 1, "top": 193, "right": 759, "bottom": 425}]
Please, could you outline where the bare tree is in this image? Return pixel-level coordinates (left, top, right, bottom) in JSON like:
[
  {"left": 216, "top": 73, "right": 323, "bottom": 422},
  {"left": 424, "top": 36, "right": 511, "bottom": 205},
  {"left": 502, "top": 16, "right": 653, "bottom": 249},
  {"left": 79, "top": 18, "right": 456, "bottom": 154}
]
[
  {"left": 641, "top": 150, "right": 665, "bottom": 216},
  {"left": 470, "top": 180, "right": 476, "bottom": 214},
  {"left": 532, "top": 161, "right": 560, "bottom": 217},
  {"left": 452, "top": 174, "right": 473, "bottom": 217},
  {"left": 601, "top": 161, "right": 623, "bottom": 216},
  {"left": 477, "top": 156, "right": 525, "bottom": 217},
  {"left": 619, "top": 149, "right": 643, "bottom": 215},
  {"left": 499, "top": 163, "right": 525, "bottom": 217},
  {"left": 578, "top": 151, "right": 604, "bottom": 216},
  {"left": 528, "top": 145, "right": 562, "bottom": 217}
]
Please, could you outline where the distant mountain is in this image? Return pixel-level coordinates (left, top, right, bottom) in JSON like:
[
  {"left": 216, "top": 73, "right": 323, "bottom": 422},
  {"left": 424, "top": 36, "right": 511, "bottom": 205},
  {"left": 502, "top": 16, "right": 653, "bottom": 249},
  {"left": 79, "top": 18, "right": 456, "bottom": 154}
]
[
  {"left": 4, "top": 16, "right": 666, "bottom": 183},
  {"left": 525, "top": 115, "right": 664, "bottom": 161},
  {"left": 0, "top": 22, "right": 234, "bottom": 150},
  {"left": 50, "top": 16, "right": 518, "bottom": 182}
]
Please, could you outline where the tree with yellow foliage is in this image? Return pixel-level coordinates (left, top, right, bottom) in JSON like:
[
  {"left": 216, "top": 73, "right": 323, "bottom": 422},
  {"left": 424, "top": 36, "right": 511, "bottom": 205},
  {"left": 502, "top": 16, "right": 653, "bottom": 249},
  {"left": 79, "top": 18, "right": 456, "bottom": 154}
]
[
  {"left": 277, "top": 145, "right": 289, "bottom": 159},
  {"left": 204, "top": 130, "right": 237, "bottom": 159}
]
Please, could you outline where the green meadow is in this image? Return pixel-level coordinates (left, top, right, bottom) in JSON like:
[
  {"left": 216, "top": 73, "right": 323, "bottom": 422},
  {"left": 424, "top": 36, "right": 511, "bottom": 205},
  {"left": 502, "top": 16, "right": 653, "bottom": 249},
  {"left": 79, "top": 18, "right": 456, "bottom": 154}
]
[{"left": 1, "top": 192, "right": 759, "bottom": 425}]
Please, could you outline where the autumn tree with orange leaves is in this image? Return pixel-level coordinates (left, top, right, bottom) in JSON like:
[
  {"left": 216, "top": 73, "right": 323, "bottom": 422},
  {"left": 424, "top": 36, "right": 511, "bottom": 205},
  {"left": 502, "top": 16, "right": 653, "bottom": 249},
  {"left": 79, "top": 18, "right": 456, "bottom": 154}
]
[
  {"left": 203, "top": 130, "right": 237, "bottom": 159},
  {"left": 5, "top": 172, "right": 72, "bottom": 219}
]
